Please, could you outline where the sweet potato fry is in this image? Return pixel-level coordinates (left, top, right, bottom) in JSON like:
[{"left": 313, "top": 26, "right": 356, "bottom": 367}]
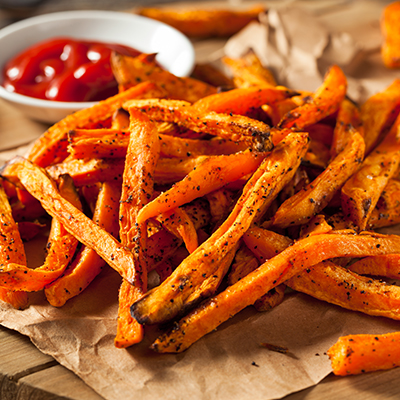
[
  {"left": 111, "top": 52, "right": 216, "bottom": 103},
  {"left": 272, "top": 129, "right": 364, "bottom": 228},
  {"left": 0, "top": 174, "right": 82, "bottom": 292},
  {"left": 331, "top": 98, "right": 363, "bottom": 158},
  {"left": 131, "top": 131, "right": 308, "bottom": 325},
  {"left": 222, "top": 50, "right": 277, "bottom": 88},
  {"left": 44, "top": 180, "right": 121, "bottom": 307},
  {"left": 153, "top": 156, "right": 208, "bottom": 185},
  {"left": 0, "top": 179, "right": 28, "bottom": 309},
  {"left": 278, "top": 65, "right": 347, "bottom": 130},
  {"left": 302, "top": 138, "right": 331, "bottom": 169},
  {"left": 115, "top": 107, "right": 160, "bottom": 348},
  {"left": 360, "top": 79, "right": 400, "bottom": 154},
  {"left": 286, "top": 260, "right": 400, "bottom": 320},
  {"left": 137, "top": 5, "right": 265, "bottom": 38},
  {"left": 243, "top": 226, "right": 292, "bottom": 262},
  {"left": 67, "top": 128, "right": 247, "bottom": 160},
  {"left": 190, "top": 63, "right": 234, "bottom": 87},
  {"left": 205, "top": 188, "right": 236, "bottom": 225},
  {"left": 226, "top": 243, "right": 259, "bottom": 286},
  {"left": 328, "top": 332, "right": 400, "bottom": 375},
  {"left": 26, "top": 82, "right": 165, "bottom": 167},
  {"left": 1, "top": 157, "right": 138, "bottom": 284},
  {"left": 368, "top": 178, "right": 400, "bottom": 229},
  {"left": 381, "top": 1, "right": 400, "bottom": 69},
  {"left": 347, "top": 254, "right": 400, "bottom": 279},
  {"left": 341, "top": 112, "right": 400, "bottom": 230},
  {"left": 192, "top": 86, "right": 296, "bottom": 115},
  {"left": 136, "top": 149, "right": 268, "bottom": 224},
  {"left": 232, "top": 228, "right": 291, "bottom": 312},
  {"left": 47, "top": 157, "right": 125, "bottom": 187},
  {"left": 150, "top": 231, "right": 400, "bottom": 353},
  {"left": 156, "top": 208, "right": 199, "bottom": 253},
  {"left": 124, "top": 99, "right": 274, "bottom": 151},
  {"left": 68, "top": 129, "right": 129, "bottom": 159}
]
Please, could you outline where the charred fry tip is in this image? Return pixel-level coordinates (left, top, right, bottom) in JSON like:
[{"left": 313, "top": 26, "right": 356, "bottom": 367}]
[{"left": 130, "top": 301, "right": 149, "bottom": 325}]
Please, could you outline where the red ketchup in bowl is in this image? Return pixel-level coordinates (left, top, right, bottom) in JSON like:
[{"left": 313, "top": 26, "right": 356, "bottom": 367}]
[{"left": 2, "top": 37, "right": 141, "bottom": 102}]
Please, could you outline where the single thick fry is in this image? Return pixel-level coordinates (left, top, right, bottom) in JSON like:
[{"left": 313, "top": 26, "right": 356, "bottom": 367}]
[
  {"left": 328, "top": 332, "right": 400, "bottom": 375},
  {"left": 347, "top": 254, "right": 400, "bottom": 279},
  {"left": 360, "top": 79, "right": 400, "bottom": 154},
  {"left": 137, "top": 6, "right": 265, "bottom": 38},
  {"left": 192, "top": 86, "right": 296, "bottom": 115},
  {"left": 150, "top": 231, "right": 400, "bottom": 353},
  {"left": 1, "top": 157, "right": 138, "bottom": 284},
  {"left": 331, "top": 98, "right": 363, "bottom": 158},
  {"left": 115, "top": 108, "right": 160, "bottom": 348},
  {"left": 136, "top": 149, "right": 268, "bottom": 223},
  {"left": 124, "top": 99, "right": 274, "bottom": 151},
  {"left": 381, "top": 2, "right": 400, "bottom": 69},
  {"left": 341, "top": 113, "right": 400, "bottom": 231},
  {"left": 222, "top": 50, "right": 277, "bottom": 88},
  {"left": 26, "top": 82, "right": 165, "bottom": 167},
  {"left": 272, "top": 129, "right": 364, "bottom": 228},
  {"left": 278, "top": 65, "right": 347, "bottom": 130},
  {"left": 131, "top": 131, "right": 308, "bottom": 325},
  {"left": 111, "top": 52, "right": 216, "bottom": 103},
  {"left": 286, "top": 260, "right": 400, "bottom": 320},
  {"left": 45, "top": 180, "right": 121, "bottom": 307}
]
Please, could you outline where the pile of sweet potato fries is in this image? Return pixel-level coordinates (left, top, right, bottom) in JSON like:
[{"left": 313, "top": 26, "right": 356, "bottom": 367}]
[{"left": 2, "top": 37, "right": 400, "bottom": 377}]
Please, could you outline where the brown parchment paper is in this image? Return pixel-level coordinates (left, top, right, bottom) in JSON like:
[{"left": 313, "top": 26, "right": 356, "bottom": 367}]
[{"left": 1, "top": 1, "right": 400, "bottom": 399}]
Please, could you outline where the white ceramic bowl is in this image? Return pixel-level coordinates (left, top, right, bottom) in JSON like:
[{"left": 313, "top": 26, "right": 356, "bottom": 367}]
[{"left": 0, "top": 10, "right": 195, "bottom": 124}]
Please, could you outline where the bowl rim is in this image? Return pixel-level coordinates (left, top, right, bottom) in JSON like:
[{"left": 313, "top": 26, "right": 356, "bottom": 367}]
[{"left": 0, "top": 9, "right": 195, "bottom": 110}]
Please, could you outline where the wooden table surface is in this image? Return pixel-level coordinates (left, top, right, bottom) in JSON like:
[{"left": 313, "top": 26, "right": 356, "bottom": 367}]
[{"left": 1, "top": 1, "right": 400, "bottom": 399}]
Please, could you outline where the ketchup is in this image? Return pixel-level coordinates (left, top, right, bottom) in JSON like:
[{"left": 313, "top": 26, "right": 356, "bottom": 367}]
[{"left": 2, "top": 37, "right": 141, "bottom": 102}]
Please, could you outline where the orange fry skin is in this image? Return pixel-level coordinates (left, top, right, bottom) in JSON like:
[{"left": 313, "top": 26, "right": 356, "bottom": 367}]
[
  {"left": 44, "top": 180, "right": 121, "bottom": 307},
  {"left": 111, "top": 52, "right": 216, "bottom": 103},
  {"left": 0, "top": 179, "right": 28, "bottom": 309},
  {"left": 0, "top": 175, "right": 82, "bottom": 292},
  {"left": 347, "top": 254, "right": 400, "bottom": 280},
  {"left": 131, "top": 131, "right": 309, "bottom": 325},
  {"left": 67, "top": 129, "right": 247, "bottom": 160},
  {"left": 150, "top": 231, "right": 400, "bottom": 353},
  {"left": 286, "top": 260, "right": 400, "bottom": 320},
  {"left": 341, "top": 114, "right": 400, "bottom": 231},
  {"left": 137, "top": 6, "right": 265, "bottom": 39},
  {"left": 1, "top": 157, "right": 138, "bottom": 284},
  {"left": 360, "top": 79, "right": 400, "bottom": 154},
  {"left": 272, "top": 128, "right": 364, "bottom": 228},
  {"left": 136, "top": 150, "right": 268, "bottom": 224},
  {"left": 328, "top": 332, "right": 400, "bottom": 375},
  {"left": 26, "top": 82, "right": 165, "bottom": 168},
  {"left": 331, "top": 98, "right": 363, "bottom": 159},
  {"left": 115, "top": 108, "right": 161, "bottom": 348},
  {"left": 156, "top": 208, "right": 199, "bottom": 254},
  {"left": 222, "top": 50, "right": 277, "bottom": 88},
  {"left": 124, "top": 99, "right": 273, "bottom": 152},
  {"left": 381, "top": 2, "right": 400, "bottom": 69},
  {"left": 192, "top": 86, "right": 297, "bottom": 115},
  {"left": 278, "top": 65, "right": 347, "bottom": 130},
  {"left": 47, "top": 158, "right": 125, "bottom": 187}
]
